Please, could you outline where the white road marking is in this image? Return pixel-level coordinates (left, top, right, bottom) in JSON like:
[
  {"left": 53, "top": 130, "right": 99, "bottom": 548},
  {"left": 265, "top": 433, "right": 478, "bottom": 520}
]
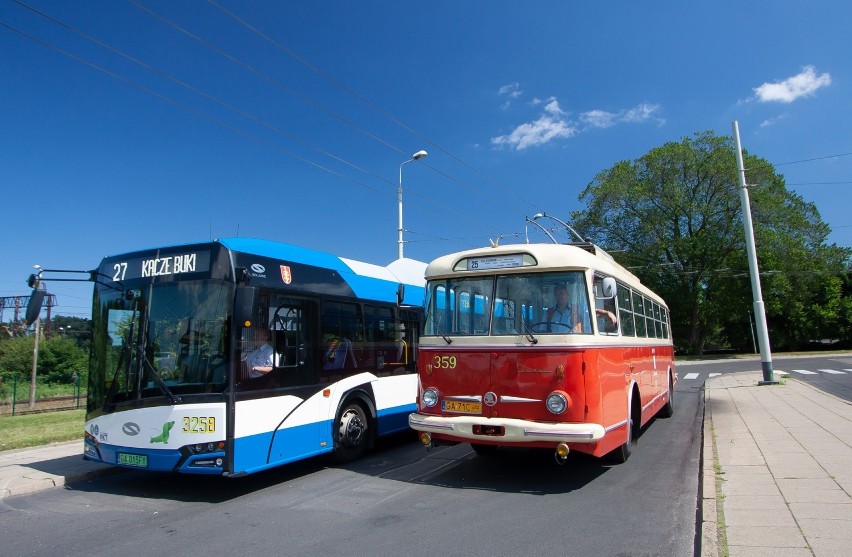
[
  {"left": 683, "top": 372, "right": 699, "bottom": 380},
  {"left": 818, "top": 369, "right": 847, "bottom": 374},
  {"left": 791, "top": 369, "right": 818, "bottom": 375},
  {"left": 709, "top": 373, "right": 721, "bottom": 377}
]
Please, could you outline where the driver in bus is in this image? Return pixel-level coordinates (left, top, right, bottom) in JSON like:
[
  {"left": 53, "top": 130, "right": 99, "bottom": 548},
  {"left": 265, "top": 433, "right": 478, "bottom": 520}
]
[
  {"left": 244, "top": 327, "right": 274, "bottom": 378},
  {"left": 546, "top": 285, "right": 582, "bottom": 333}
]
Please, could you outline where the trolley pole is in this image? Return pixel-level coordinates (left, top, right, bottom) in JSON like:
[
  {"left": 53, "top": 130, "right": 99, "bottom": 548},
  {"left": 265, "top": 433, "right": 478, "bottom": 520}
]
[{"left": 732, "top": 121, "right": 777, "bottom": 385}]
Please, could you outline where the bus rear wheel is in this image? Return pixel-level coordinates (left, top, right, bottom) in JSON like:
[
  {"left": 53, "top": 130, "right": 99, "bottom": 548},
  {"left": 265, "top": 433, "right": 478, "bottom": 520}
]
[
  {"left": 332, "top": 401, "right": 370, "bottom": 464},
  {"left": 658, "top": 374, "right": 674, "bottom": 418}
]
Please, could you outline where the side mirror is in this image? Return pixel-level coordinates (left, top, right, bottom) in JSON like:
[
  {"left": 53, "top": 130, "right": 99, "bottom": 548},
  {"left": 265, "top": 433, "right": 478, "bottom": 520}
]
[
  {"left": 26, "top": 286, "right": 46, "bottom": 327},
  {"left": 234, "top": 287, "right": 258, "bottom": 327},
  {"left": 601, "top": 277, "right": 617, "bottom": 299},
  {"left": 397, "top": 284, "right": 405, "bottom": 306}
]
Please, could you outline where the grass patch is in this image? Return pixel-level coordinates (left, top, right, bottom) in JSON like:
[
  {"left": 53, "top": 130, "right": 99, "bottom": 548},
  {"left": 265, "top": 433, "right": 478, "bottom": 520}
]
[
  {"left": 0, "top": 409, "right": 85, "bottom": 451},
  {"left": 711, "top": 423, "right": 729, "bottom": 556}
]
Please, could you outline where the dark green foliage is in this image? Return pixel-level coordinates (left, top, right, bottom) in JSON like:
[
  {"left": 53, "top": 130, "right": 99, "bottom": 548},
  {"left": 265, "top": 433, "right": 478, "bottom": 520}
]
[{"left": 572, "top": 130, "right": 851, "bottom": 355}]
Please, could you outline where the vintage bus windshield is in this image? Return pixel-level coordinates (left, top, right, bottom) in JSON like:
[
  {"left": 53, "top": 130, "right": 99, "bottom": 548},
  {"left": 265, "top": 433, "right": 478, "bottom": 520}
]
[
  {"left": 424, "top": 271, "right": 592, "bottom": 336},
  {"left": 89, "top": 280, "right": 232, "bottom": 412}
]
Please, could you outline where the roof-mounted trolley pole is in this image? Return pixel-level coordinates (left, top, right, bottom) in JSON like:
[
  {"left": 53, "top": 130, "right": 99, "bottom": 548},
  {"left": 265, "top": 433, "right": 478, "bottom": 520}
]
[{"left": 732, "top": 121, "right": 777, "bottom": 385}]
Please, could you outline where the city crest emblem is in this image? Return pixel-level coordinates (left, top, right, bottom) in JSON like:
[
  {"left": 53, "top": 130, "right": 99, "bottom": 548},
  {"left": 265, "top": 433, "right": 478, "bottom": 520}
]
[{"left": 280, "top": 265, "right": 292, "bottom": 284}]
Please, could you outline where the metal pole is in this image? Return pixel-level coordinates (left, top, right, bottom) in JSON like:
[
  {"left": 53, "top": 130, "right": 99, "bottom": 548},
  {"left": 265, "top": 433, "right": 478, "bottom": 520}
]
[
  {"left": 29, "top": 317, "right": 40, "bottom": 407},
  {"left": 398, "top": 150, "right": 427, "bottom": 260},
  {"left": 398, "top": 163, "right": 406, "bottom": 260},
  {"left": 732, "top": 121, "right": 777, "bottom": 384}
]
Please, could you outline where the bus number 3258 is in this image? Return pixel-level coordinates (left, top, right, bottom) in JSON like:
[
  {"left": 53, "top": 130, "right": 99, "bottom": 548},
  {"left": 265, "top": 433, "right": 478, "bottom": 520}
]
[{"left": 183, "top": 416, "right": 215, "bottom": 434}]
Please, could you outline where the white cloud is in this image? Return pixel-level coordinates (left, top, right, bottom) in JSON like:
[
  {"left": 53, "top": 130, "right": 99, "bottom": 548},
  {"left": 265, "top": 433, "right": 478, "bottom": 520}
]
[
  {"left": 760, "top": 114, "right": 789, "bottom": 128},
  {"left": 622, "top": 103, "right": 662, "bottom": 123},
  {"left": 580, "top": 109, "right": 618, "bottom": 129},
  {"left": 491, "top": 115, "right": 577, "bottom": 150},
  {"left": 498, "top": 82, "right": 523, "bottom": 110},
  {"left": 492, "top": 98, "right": 662, "bottom": 151},
  {"left": 543, "top": 99, "right": 565, "bottom": 116},
  {"left": 753, "top": 66, "right": 831, "bottom": 103},
  {"left": 499, "top": 82, "right": 523, "bottom": 98}
]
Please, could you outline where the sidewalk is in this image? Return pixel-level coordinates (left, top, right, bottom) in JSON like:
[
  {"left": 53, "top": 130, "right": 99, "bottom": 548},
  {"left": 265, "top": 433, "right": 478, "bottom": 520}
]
[
  {"left": 0, "top": 440, "right": 116, "bottom": 499},
  {"left": 2, "top": 371, "right": 851, "bottom": 556},
  {"left": 702, "top": 371, "right": 852, "bottom": 557}
]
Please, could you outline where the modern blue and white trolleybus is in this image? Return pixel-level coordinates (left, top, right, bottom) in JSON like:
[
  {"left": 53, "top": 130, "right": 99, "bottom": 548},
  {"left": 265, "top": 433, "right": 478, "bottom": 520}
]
[{"left": 53, "top": 238, "right": 424, "bottom": 476}]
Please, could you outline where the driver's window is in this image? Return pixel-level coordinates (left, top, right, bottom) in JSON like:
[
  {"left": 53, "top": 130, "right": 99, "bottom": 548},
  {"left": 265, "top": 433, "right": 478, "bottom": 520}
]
[{"left": 593, "top": 275, "right": 619, "bottom": 335}]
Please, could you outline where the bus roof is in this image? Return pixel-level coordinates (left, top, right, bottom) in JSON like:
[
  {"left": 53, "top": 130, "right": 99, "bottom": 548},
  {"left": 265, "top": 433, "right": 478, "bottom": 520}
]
[
  {"left": 219, "top": 237, "right": 426, "bottom": 304},
  {"left": 424, "top": 242, "right": 665, "bottom": 305}
]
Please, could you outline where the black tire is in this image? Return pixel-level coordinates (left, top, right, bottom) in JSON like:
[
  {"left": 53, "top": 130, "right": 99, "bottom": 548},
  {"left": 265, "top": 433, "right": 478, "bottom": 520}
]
[
  {"left": 470, "top": 443, "right": 498, "bottom": 457},
  {"left": 658, "top": 373, "right": 674, "bottom": 418},
  {"left": 331, "top": 401, "right": 370, "bottom": 464},
  {"left": 607, "top": 391, "right": 639, "bottom": 464}
]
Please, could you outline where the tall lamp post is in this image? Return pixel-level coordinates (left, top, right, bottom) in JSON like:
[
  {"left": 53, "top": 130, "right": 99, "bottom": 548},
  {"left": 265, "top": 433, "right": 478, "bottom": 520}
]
[{"left": 398, "top": 150, "right": 428, "bottom": 259}]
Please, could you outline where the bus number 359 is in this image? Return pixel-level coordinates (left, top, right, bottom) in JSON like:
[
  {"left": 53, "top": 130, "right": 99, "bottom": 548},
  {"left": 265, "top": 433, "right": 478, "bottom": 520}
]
[
  {"left": 182, "top": 416, "right": 215, "bottom": 434},
  {"left": 432, "top": 355, "right": 457, "bottom": 369}
]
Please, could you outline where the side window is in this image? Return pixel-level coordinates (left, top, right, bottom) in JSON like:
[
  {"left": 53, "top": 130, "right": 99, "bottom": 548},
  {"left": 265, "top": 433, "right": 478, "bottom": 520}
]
[
  {"left": 617, "top": 284, "right": 635, "bottom": 336},
  {"left": 593, "top": 275, "right": 618, "bottom": 335},
  {"left": 660, "top": 306, "right": 669, "bottom": 339},
  {"left": 644, "top": 298, "right": 657, "bottom": 338},
  {"left": 238, "top": 293, "right": 317, "bottom": 390},
  {"left": 633, "top": 291, "right": 647, "bottom": 337},
  {"left": 653, "top": 303, "right": 663, "bottom": 338},
  {"left": 321, "top": 301, "right": 363, "bottom": 376}
]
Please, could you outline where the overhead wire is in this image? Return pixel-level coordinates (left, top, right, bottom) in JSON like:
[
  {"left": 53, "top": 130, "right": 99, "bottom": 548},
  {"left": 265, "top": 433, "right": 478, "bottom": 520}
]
[
  {"left": 2, "top": 4, "right": 502, "bottom": 239},
  {"left": 204, "top": 0, "right": 545, "bottom": 217}
]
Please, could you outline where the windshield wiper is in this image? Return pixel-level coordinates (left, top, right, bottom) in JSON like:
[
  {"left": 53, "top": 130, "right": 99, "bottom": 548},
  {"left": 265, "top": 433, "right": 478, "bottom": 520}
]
[
  {"left": 519, "top": 316, "right": 539, "bottom": 345},
  {"left": 143, "top": 356, "right": 181, "bottom": 404},
  {"left": 425, "top": 306, "right": 452, "bottom": 345}
]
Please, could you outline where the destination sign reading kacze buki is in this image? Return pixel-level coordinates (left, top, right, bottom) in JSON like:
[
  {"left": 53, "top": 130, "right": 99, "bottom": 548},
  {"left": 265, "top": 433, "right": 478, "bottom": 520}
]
[{"left": 103, "top": 251, "right": 212, "bottom": 282}]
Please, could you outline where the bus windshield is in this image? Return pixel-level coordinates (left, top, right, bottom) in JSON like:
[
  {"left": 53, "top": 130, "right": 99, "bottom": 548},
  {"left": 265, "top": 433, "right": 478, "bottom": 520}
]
[
  {"left": 424, "top": 271, "right": 592, "bottom": 336},
  {"left": 89, "top": 280, "right": 232, "bottom": 413}
]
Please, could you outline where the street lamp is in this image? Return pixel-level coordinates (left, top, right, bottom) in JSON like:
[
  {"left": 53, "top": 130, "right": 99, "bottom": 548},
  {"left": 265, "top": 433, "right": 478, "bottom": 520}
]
[{"left": 398, "top": 150, "right": 428, "bottom": 259}]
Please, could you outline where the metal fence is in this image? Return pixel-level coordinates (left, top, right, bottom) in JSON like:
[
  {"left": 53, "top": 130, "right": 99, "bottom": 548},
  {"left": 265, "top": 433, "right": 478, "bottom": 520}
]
[{"left": 0, "top": 375, "right": 86, "bottom": 417}]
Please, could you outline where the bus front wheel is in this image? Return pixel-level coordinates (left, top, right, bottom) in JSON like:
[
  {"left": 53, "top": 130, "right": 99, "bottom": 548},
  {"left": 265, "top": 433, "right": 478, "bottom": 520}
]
[
  {"left": 608, "top": 391, "right": 640, "bottom": 464},
  {"left": 332, "top": 401, "right": 370, "bottom": 464}
]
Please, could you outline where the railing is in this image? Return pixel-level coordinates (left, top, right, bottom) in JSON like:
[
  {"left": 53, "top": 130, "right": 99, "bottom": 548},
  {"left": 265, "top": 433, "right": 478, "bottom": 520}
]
[{"left": 0, "top": 375, "right": 86, "bottom": 416}]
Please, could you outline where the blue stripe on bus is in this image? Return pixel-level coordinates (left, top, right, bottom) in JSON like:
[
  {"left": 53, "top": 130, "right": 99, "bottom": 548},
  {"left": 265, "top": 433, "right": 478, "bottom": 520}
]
[
  {"left": 90, "top": 442, "right": 183, "bottom": 471},
  {"left": 220, "top": 238, "right": 350, "bottom": 273},
  {"left": 219, "top": 237, "right": 424, "bottom": 304},
  {"left": 232, "top": 420, "right": 333, "bottom": 475}
]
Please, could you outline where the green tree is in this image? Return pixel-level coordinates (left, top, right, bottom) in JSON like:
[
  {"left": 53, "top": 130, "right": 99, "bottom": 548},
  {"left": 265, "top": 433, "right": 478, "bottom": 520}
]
[
  {"left": 50, "top": 315, "right": 93, "bottom": 351},
  {"left": 572, "top": 130, "right": 850, "bottom": 354},
  {"left": 0, "top": 333, "right": 88, "bottom": 387}
]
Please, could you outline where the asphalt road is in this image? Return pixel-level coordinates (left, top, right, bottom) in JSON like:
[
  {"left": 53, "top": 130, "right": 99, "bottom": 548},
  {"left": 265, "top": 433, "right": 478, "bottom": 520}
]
[
  {"left": 5, "top": 353, "right": 850, "bottom": 557},
  {"left": 1, "top": 376, "right": 705, "bottom": 557},
  {"left": 678, "top": 352, "right": 852, "bottom": 402}
]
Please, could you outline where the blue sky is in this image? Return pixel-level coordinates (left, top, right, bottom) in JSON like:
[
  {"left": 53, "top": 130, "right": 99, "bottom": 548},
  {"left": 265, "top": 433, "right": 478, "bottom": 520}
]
[{"left": 2, "top": 1, "right": 850, "bottom": 320}]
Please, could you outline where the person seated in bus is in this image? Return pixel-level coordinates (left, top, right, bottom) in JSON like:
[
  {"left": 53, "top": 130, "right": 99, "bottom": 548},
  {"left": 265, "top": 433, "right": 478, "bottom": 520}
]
[
  {"left": 596, "top": 306, "right": 618, "bottom": 333},
  {"left": 546, "top": 285, "right": 583, "bottom": 333},
  {"left": 244, "top": 327, "right": 274, "bottom": 378},
  {"left": 323, "top": 336, "right": 356, "bottom": 370}
]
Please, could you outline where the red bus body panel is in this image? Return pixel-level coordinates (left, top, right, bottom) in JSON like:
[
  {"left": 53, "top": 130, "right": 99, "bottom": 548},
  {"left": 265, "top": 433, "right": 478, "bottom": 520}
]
[{"left": 414, "top": 343, "right": 675, "bottom": 457}]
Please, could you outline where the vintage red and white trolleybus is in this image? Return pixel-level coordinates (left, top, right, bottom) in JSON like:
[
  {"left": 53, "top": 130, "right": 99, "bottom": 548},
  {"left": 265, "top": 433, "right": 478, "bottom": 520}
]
[{"left": 409, "top": 240, "right": 675, "bottom": 463}]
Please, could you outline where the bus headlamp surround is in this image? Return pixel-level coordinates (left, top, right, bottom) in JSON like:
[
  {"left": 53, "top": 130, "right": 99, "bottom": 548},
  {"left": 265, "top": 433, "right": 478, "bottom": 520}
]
[
  {"left": 546, "top": 392, "right": 568, "bottom": 415},
  {"left": 422, "top": 388, "right": 439, "bottom": 408}
]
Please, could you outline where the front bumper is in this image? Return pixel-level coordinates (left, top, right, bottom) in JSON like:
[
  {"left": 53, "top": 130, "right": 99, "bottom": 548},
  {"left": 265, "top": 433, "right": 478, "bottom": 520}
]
[{"left": 408, "top": 413, "right": 605, "bottom": 444}]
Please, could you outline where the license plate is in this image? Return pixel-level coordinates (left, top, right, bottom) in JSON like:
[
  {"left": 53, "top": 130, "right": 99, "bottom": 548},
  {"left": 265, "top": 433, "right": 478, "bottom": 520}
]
[
  {"left": 442, "top": 400, "right": 482, "bottom": 414},
  {"left": 118, "top": 452, "right": 148, "bottom": 468}
]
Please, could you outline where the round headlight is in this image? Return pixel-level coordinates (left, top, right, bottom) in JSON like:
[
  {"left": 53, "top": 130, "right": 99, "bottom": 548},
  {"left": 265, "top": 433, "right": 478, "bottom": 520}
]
[
  {"left": 546, "top": 392, "right": 567, "bottom": 414},
  {"left": 422, "top": 388, "right": 439, "bottom": 408}
]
